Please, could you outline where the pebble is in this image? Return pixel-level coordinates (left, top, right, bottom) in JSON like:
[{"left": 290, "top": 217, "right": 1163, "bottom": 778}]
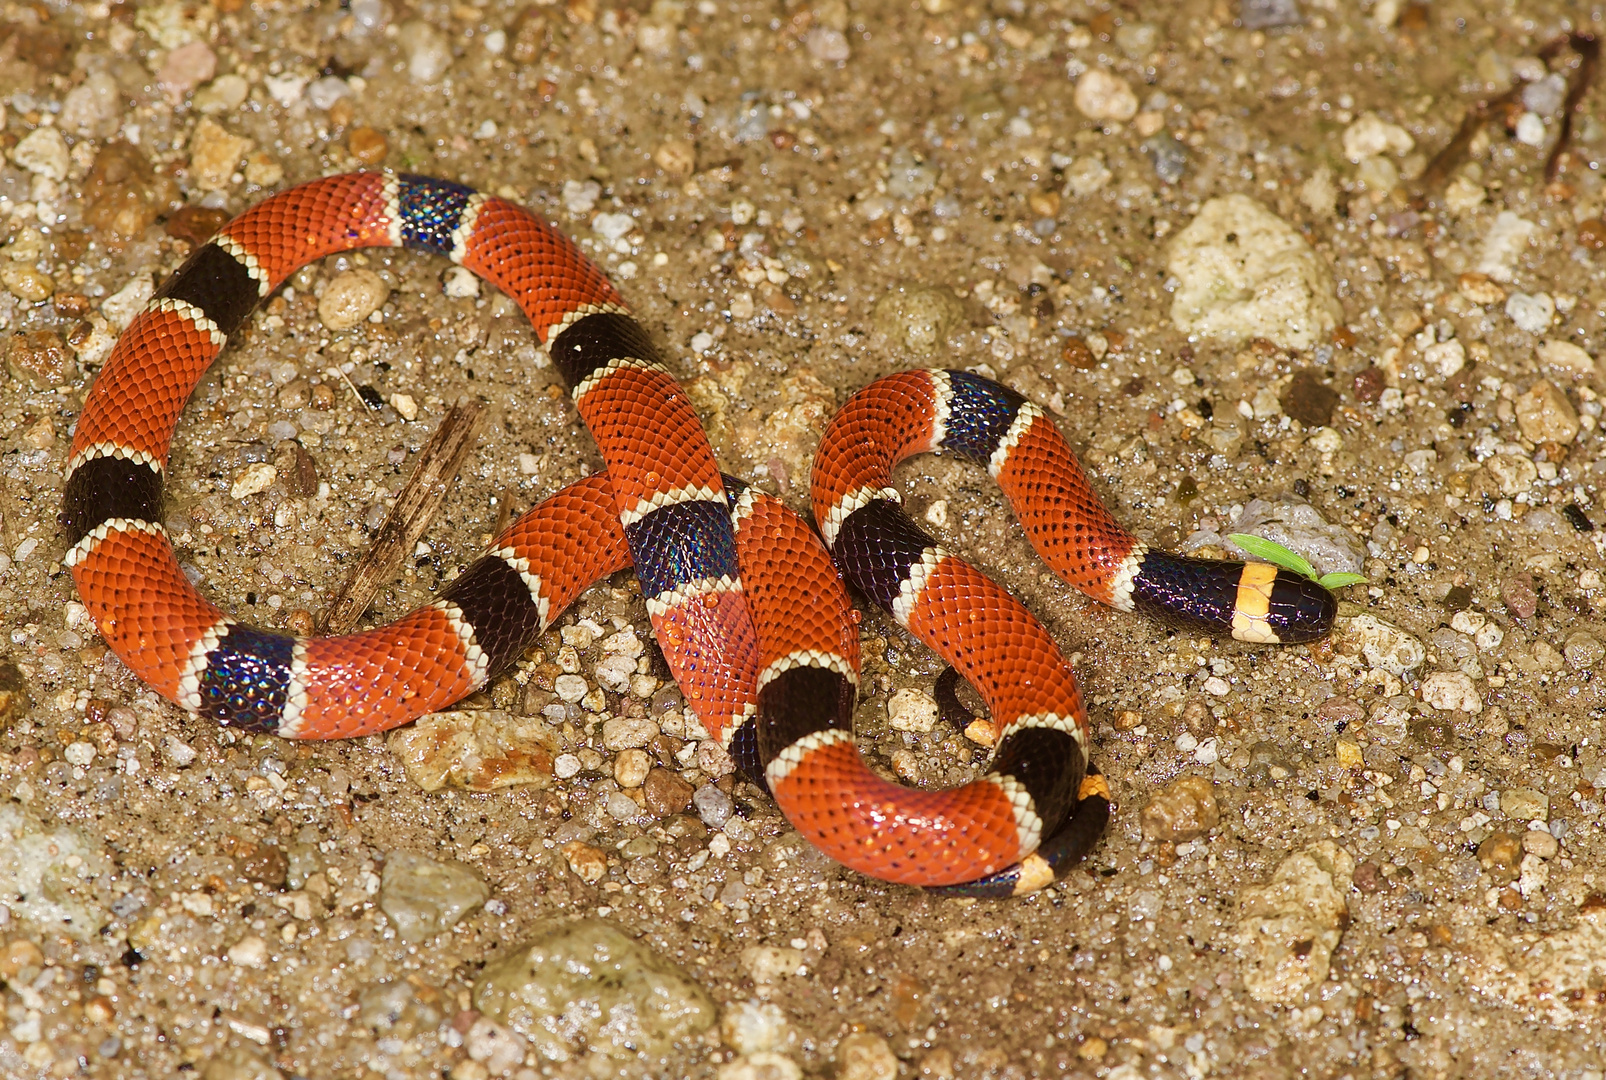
[
  {"left": 10, "top": 127, "right": 69, "bottom": 181},
  {"left": 742, "top": 944, "right": 806, "bottom": 982},
  {"left": 1502, "top": 573, "right": 1539, "bottom": 619},
  {"left": 1486, "top": 453, "right": 1538, "bottom": 496},
  {"left": 614, "top": 748, "right": 652, "bottom": 788},
  {"left": 718, "top": 1053, "right": 803, "bottom": 1080},
  {"left": 1536, "top": 338, "right": 1596, "bottom": 378},
  {"left": 1215, "top": 495, "right": 1365, "bottom": 578},
  {"left": 158, "top": 40, "right": 216, "bottom": 100},
  {"left": 1233, "top": 841, "right": 1354, "bottom": 1004},
  {"left": 189, "top": 118, "right": 254, "bottom": 191},
  {"left": 0, "top": 805, "right": 112, "bottom": 937},
  {"left": 1166, "top": 195, "right": 1340, "bottom": 350},
  {"left": 654, "top": 139, "right": 697, "bottom": 176},
  {"left": 1331, "top": 613, "right": 1425, "bottom": 677},
  {"left": 1, "top": 264, "right": 53, "bottom": 303},
  {"left": 1422, "top": 339, "right": 1466, "bottom": 379},
  {"left": 317, "top": 268, "right": 390, "bottom": 330},
  {"left": 1456, "top": 271, "right": 1507, "bottom": 306},
  {"left": 836, "top": 1033, "right": 899, "bottom": 1080},
  {"left": 871, "top": 283, "right": 962, "bottom": 353},
  {"left": 7, "top": 330, "right": 70, "bottom": 387},
  {"left": 1240, "top": 0, "right": 1303, "bottom": 29},
  {"left": 606, "top": 791, "right": 642, "bottom": 821},
  {"left": 1139, "top": 775, "right": 1219, "bottom": 841},
  {"left": 60, "top": 70, "right": 122, "bottom": 136},
  {"left": 804, "top": 26, "right": 850, "bottom": 62},
  {"left": 694, "top": 783, "right": 734, "bottom": 828},
  {"left": 1563, "top": 630, "right": 1604, "bottom": 671},
  {"left": 348, "top": 126, "right": 389, "bottom": 165},
  {"left": 1341, "top": 113, "right": 1414, "bottom": 161},
  {"left": 1499, "top": 788, "right": 1548, "bottom": 821},
  {"left": 1477, "top": 832, "right": 1522, "bottom": 879},
  {"left": 473, "top": 919, "right": 716, "bottom": 1060},
  {"left": 230, "top": 462, "right": 278, "bottom": 499},
  {"left": 1505, "top": 291, "right": 1556, "bottom": 334},
  {"left": 1420, "top": 671, "right": 1482, "bottom": 714},
  {"left": 194, "top": 73, "right": 250, "bottom": 114},
  {"left": 720, "top": 1000, "right": 797, "bottom": 1055},
  {"left": 554, "top": 674, "right": 589, "bottom": 702},
  {"left": 643, "top": 767, "right": 695, "bottom": 816},
  {"left": 226, "top": 934, "right": 269, "bottom": 969},
  {"left": 378, "top": 851, "right": 490, "bottom": 943},
  {"left": 1523, "top": 829, "right": 1561, "bottom": 860},
  {"left": 101, "top": 277, "right": 155, "bottom": 329},
  {"left": 387, "top": 710, "right": 558, "bottom": 792},
  {"left": 1514, "top": 380, "right": 1579, "bottom": 444},
  {"left": 1073, "top": 69, "right": 1138, "bottom": 121},
  {"left": 1476, "top": 211, "right": 1537, "bottom": 283},
  {"left": 464, "top": 1017, "right": 527, "bottom": 1075},
  {"left": 602, "top": 714, "right": 659, "bottom": 750},
  {"left": 887, "top": 687, "right": 938, "bottom": 732},
  {"left": 398, "top": 20, "right": 452, "bottom": 81},
  {"left": 561, "top": 840, "right": 608, "bottom": 883},
  {"left": 1279, "top": 368, "right": 1339, "bottom": 426},
  {"left": 1443, "top": 176, "right": 1486, "bottom": 215}
]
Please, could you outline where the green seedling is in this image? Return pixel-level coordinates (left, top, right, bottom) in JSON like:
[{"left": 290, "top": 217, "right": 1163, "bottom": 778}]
[{"left": 1227, "top": 533, "right": 1368, "bottom": 591}]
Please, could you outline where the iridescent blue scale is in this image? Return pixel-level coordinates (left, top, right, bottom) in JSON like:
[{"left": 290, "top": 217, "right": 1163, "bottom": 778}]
[
  {"left": 397, "top": 174, "right": 476, "bottom": 254},
  {"left": 198, "top": 626, "right": 295, "bottom": 733}
]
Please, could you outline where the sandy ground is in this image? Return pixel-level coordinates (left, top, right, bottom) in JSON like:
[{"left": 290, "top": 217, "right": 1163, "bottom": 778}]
[{"left": 2, "top": 0, "right": 1606, "bottom": 1077}]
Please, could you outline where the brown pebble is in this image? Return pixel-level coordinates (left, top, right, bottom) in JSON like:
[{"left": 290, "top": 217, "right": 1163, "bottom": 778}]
[
  {"left": 286, "top": 609, "right": 316, "bottom": 637},
  {"left": 1352, "top": 860, "right": 1385, "bottom": 894},
  {"left": 1477, "top": 831, "right": 1522, "bottom": 881},
  {"left": 1497, "top": 889, "right": 1523, "bottom": 912},
  {"left": 274, "top": 440, "right": 320, "bottom": 497},
  {"left": 7, "top": 330, "right": 70, "bottom": 388},
  {"left": 1139, "top": 775, "right": 1219, "bottom": 842},
  {"left": 310, "top": 382, "right": 337, "bottom": 410},
  {"left": 1181, "top": 699, "right": 1211, "bottom": 734},
  {"left": 1281, "top": 368, "right": 1340, "bottom": 427},
  {"left": 234, "top": 842, "right": 289, "bottom": 887},
  {"left": 1331, "top": 326, "right": 1357, "bottom": 349},
  {"left": 643, "top": 767, "right": 695, "bottom": 816},
  {"left": 328, "top": 97, "right": 355, "bottom": 131},
  {"left": 1315, "top": 695, "right": 1365, "bottom": 728},
  {"left": 1577, "top": 218, "right": 1606, "bottom": 251},
  {"left": 0, "top": 938, "right": 44, "bottom": 978},
  {"left": 1457, "top": 271, "right": 1507, "bottom": 306},
  {"left": 0, "top": 661, "right": 28, "bottom": 733},
  {"left": 52, "top": 292, "right": 90, "bottom": 318},
  {"left": 560, "top": 840, "right": 607, "bottom": 884},
  {"left": 165, "top": 205, "right": 230, "bottom": 247},
  {"left": 349, "top": 126, "right": 388, "bottom": 165},
  {"left": 1062, "top": 337, "right": 1096, "bottom": 369},
  {"left": 1501, "top": 573, "right": 1539, "bottom": 620},
  {"left": 82, "top": 141, "right": 178, "bottom": 241},
  {"left": 1352, "top": 366, "right": 1385, "bottom": 404}
]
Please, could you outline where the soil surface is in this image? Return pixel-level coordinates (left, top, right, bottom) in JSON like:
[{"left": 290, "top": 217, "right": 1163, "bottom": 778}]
[{"left": 2, "top": 0, "right": 1605, "bottom": 1077}]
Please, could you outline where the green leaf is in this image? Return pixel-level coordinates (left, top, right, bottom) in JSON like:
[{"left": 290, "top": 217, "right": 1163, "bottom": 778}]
[
  {"left": 1227, "top": 533, "right": 1315, "bottom": 580},
  {"left": 1317, "top": 572, "right": 1369, "bottom": 589}
]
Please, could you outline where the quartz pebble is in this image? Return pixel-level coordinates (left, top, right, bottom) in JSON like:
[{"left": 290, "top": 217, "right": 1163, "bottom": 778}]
[
  {"left": 1140, "top": 775, "right": 1219, "bottom": 841},
  {"left": 1476, "top": 212, "right": 1537, "bottom": 283},
  {"left": 721, "top": 1000, "right": 798, "bottom": 1056},
  {"left": 387, "top": 710, "right": 558, "bottom": 792},
  {"left": 1073, "top": 70, "right": 1138, "bottom": 121},
  {"left": 1166, "top": 195, "right": 1341, "bottom": 350},
  {"left": 1421, "top": 671, "right": 1482, "bottom": 714},
  {"left": 473, "top": 919, "right": 716, "bottom": 1060},
  {"left": 887, "top": 688, "right": 938, "bottom": 732},
  {"left": 1505, "top": 291, "right": 1556, "bottom": 334},
  {"left": 378, "top": 851, "right": 489, "bottom": 943},
  {"left": 1342, "top": 114, "right": 1414, "bottom": 161},
  {"left": 189, "top": 118, "right": 254, "bottom": 191},
  {"left": 1514, "top": 380, "right": 1579, "bottom": 444},
  {"left": 1234, "top": 841, "right": 1354, "bottom": 1004},
  {"left": 318, "top": 268, "right": 390, "bottom": 330},
  {"left": 836, "top": 1033, "right": 900, "bottom": 1080},
  {"left": 10, "top": 127, "right": 69, "bottom": 181},
  {"left": 694, "top": 783, "right": 734, "bottom": 828}
]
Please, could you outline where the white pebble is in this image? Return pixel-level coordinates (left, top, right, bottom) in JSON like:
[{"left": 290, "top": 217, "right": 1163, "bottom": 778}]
[
  {"left": 1505, "top": 292, "right": 1555, "bottom": 334},
  {"left": 443, "top": 266, "right": 479, "bottom": 299},
  {"left": 1513, "top": 112, "right": 1546, "bottom": 148},
  {"left": 887, "top": 688, "right": 938, "bottom": 733},
  {"left": 231, "top": 463, "right": 278, "bottom": 499},
  {"left": 554, "top": 674, "right": 589, "bottom": 703}
]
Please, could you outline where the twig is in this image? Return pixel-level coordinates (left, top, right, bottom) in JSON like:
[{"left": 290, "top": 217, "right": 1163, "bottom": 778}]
[
  {"left": 1417, "top": 32, "right": 1598, "bottom": 194},
  {"left": 318, "top": 398, "right": 486, "bottom": 635}
]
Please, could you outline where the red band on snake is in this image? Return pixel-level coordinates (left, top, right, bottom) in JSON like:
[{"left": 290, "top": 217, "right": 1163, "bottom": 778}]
[{"left": 62, "top": 173, "right": 1334, "bottom": 898}]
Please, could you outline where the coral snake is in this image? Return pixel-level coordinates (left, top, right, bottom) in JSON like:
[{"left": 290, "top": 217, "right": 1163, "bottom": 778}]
[{"left": 60, "top": 173, "right": 1336, "bottom": 898}]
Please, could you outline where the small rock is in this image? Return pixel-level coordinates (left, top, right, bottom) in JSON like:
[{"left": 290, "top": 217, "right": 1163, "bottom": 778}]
[
  {"left": 387, "top": 710, "right": 558, "bottom": 792},
  {"left": 1505, "top": 291, "right": 1556, "bottom": 334},
  {"left": 1523, "top": 829, "right": 1560, "bottom": 860},
  {"left": 1342, "top": 113, "right": 1415, "bottom": 162},
  {"left": 654, "top": 140, "right": 696, "bottom": 176},
  {"left": 1485, "top": 453, "right": 1538, "bottom": 496},
  {"left": 349, "top": 126, "right": 388, "bottom": 165},
  {"left": 643, "top": 768, "right": 695, "bottom": 816},
  {"left": 10, "top": 127, "right": 69, "bottom": 181},
  {"left": 6, "top": 330, "right": 69, "bottom": 387},
  {"left": 1234, "top": 841, "right": 1354, "bottom": 1004},
  {"left": 836, "top": 1033, "right": 899, "bottom": 1080},
  {"left": 194, "top": 73, "right": 250, "bottom": 115},
  {"left": 871, "top": 283, "right": 962, "bottom": 353},
  {"left": 602, "top": 715, "right": 659, "bottom": 751},
  {"left": 317, "top": 268, "right": 390, "bottom": 330},
  {"left": 189, "top": 118, "right": 254, "bottom": 191},
  {"left": 1420, "top": 671, "right": 1482, "bottom": 714},
  {"left": 60, "top": 70, "right": 123, "bottom": 137},
  {"left": 1240, "top": 0, "right": 1302, "bottom": 30},
  {"left": 101, "top": 277, "right": 155, "bottom": 329},
  {"left": 1444, "top": 176, "right": 1486, "bottom": 215},
  {"left": 1279, "top": 368, "right": 1339, "bottom": 426},
  {"left": 83, "top": 142, "right": 177, "bottom": 240},
  {"left": 1535, "top": 338, "right": 1596, "bottom": 378},
  {"left": 230, "top": 462, "right": 278, "bottom": 499},
  {"left": 1563, "top": 631, "right": 1605, "bottom": 671},
  {"left": 614, "top": 748, "right": 652, "bottom": 788},
  {"left": 1073, "top": 69, "right": 1138, "bottom": 121},
  {"left": 1331, "top": 613, "right": 1425, "bottom": 676},
  {"left": 1422, "top": 339, "right": 1466, "bottom": 379},
  {"left": 741, "top": 945, "right": 806, "bottom": 983},
  {"left": 561, "top": 840, "right": 608, "bottom": 883},
  {"left": 718, "top": 1053, "right": 803, "bottom": 1080},
  {"left": 398, "top": 20, "right": 452, "bottom": 81},
  {"left": 244, "top": 152, "right": 284, "bottom": 188},
  {"left": 1500, "top": 788, "right": 1549, "bottom": 821},
  {"left": 1514, "top": 380, "right": 1579, "bottom": 444},
  {"left": 887, "top": 687, "right": 938, "bottom": 732},
  {"left": 1456, "top": 271, "right": 1506, "bottom": 306},
  {"left": 474, "top": 919, "right": 717, "bottom": 1060},
  {"left": 378, "top": 851, "right": 489, "bottom": 943},
  {"left": 158, "top": 40, "right": 216, "bottom": 101},
  {"left": 554, "top": 674, "right": 589, "bottom": 702},
  {"left": 694, "top": 784, "right": 733, "bottom": 828},
  {"left": 0, "top": 264, "right": 52, "bottom": 303},
  {"left": 0, "top": 805, "right": 114, "bottom": 939},
  {"left": 226, "top": 934, "right": 270, "bottom": 969},
  {"left": 165, "top": 205, "right": 230, "bottom": 247},
  {"left": 1139, "top": 775, "right": 1219, "bottom": 842},
  {"left": 1476, "top": 212, "right": 1537, "bottom": 283},
  {"left": 804, "top": 26, "right": 850, "bottom": 62},
  {"left": 464, "top": 1017, "right": 528, "bottom": 1075},
  {"left": 1502, "top": 573, "right": 1539, "bottom": 619},
  {"left": 1477, "top": 832, "right": 1523, "bottom": 880},
  {"left": 720, "top": 1000, "right": 797, "bottom": 1056},
  {"left": 1211, "top": 495, "right": 1365, "bottom": 578},
  {"left": 1166, "top": 195, "right": 1341, "bottom": 350}
]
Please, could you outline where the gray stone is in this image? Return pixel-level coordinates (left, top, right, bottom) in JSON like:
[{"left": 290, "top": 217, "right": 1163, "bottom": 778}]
[{"left": 378, "top": 851, "right": 489, "bottom": 943}]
